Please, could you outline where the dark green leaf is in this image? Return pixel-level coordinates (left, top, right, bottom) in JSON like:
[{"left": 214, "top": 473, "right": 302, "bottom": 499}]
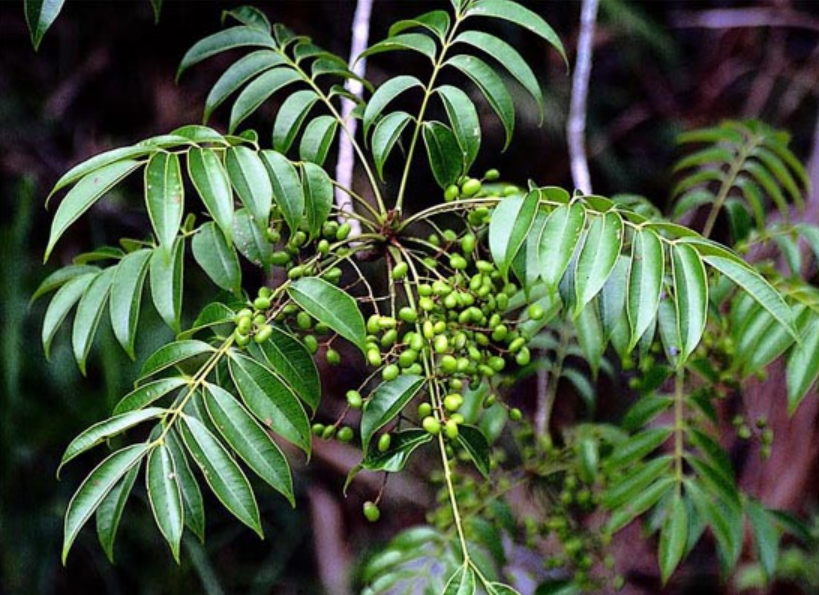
[
  {"left": 627, "top": 229, "right": 664, "bottom": 349},
  {"left": 361, "top": 429, "right": 432, "bottom": 472},
  {"left": 225, "top": 146, "right": 272, "bottom": 230},
  {"left": 372, "top": 111, "right": 413, "bottom": 180},
  {"left": 204, "top": 50, "right": 284, "bottom": 122},
  {"left": 455, "top": 425, "right": 491, "bottom": 478},
  {"left": 233, "top": 207, "right": 272, "bottom": 267},
  {"left": 363, "top": 75, "right": 423, "bottom": 136},
  {"left": 95, "top": 464, "right": 138, "bottom": 563},
  {"left": 229, "top": 68, "right": 300, "bottom": 132},
  {"left": 607, "top": 476, "right": 675, "bottom": 533},
  {"left": 360, "top": 375, "right": 425, "bottom": 452},
  {"left": 302, "top": 162, "right": 333, "bottom": 241},
  {"left": 361, "top": 33, "right": 437, "bottom": 62},
  {"left": 145, "top": 152, "right": 184, "bottom": 253},
  {"left": 178, "top": 26, "right": 276, "bottom": 78},
  {"left": 659, "top": 491, "right": 688, "bottom": 584},
  {"left": 621, "top": 395, "right": 673, "bottom": 432},
  {"left": 261, "top": 150, "right": 304, "bottom": 236},
  {"left": 604, "top": 455, "right": 673, "bottom": 509},
  {"left": 389, "top": 10, "right": 450, "bottom": 40},
  {"left": 606, "top": 427, "right": 672, "bottom": 469},
  {"left": 442, "top": 565, "right": 476, "bottom": 595},
  {"left": 787, "top": 310, "right": 819, "bottom": 413},
  {"left": 192, "top": 222, "right": 242, "bottom": 293},
  {"left": 273, "top": 90, "right": 320, "bottom": 154},
  {"left": 140, "top": 340, "right": 215, "bottom": 380},
  {"left": 746, "top": 500, "right": 780, "bottom": 583},
  {"left": 489, "top": 191, "right": 539, "bottom": 280},
  {"left": 252, "top": 326, "right": 320, "bottom": 411},
  {"left": 146, "top": 444, "right": 184, "bottom": 562},
  {"left": 300, "top": 115, "right": 338, "bottom": 166},
  {"left": 71, "top": 268, "right": 114, "bottom": 374},
  {"left": 222, "top": 6, "right": 271, "bottom": 32},
  {"left": 187, "top": 148, "right": 234, "bottom": 242},
  {"left": 113, "top": 377, "right": 189, "bottom": 415},
  {"left": 149, "top": 238, "right": 184, "bottom": 333},
  {"left": 671, "top": 243, "right": 708, "bottom": 362},
  {"left": 110, "top": 249, "right": 151, "bottom": 358},
  {"left": 422, "top": 121, "right": 462, "bottom": 189},
  {"left": 166, "top": 430, "right": 205, "bottom": 541},
  {"left": 436, "top": 85, "right": 480, "bottom": 172},
  {"left": 25, "top": 0, "right": 65, "bottom": 49},
  {"left": 538, "top": 203, "right": 586, "bottom": 290},
  {"left": 31, "top": 264, "right": 100, "bottom": 304},
  {"left": 575, "top": 301, "right": 605, "bottom": 376},
  {"left": 574, "top": 212, "right": 623, "bottom": 315},
  {"left": 42, "top": 272, "right": 96, "bottom": 359},
  {"left": 287, "top": 277, "right": 367, "bottom": 352}
]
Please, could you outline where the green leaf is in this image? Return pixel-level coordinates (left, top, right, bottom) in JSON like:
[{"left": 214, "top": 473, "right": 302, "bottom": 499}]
[
  {"left": 467, "top": 0, "right": 567, "bottom": 64},
  {"left": 261, "top": 150, "right": 304, "bottom": 236},
  {"left": 145, "top": 152, "right": 184, "bottom": 254},
  {"left": 360, "top": 375, "right": 425, "bottom": 452},
  {"left": 607, "top": 476, "right": 675, "bottom": 533},
  {"left": 113, "top": 377, "right": 189, "bottom": 415},
  {"left": 187, "top": 148, "right": 234, "bottom": 242},
  {"left": 736, "top": 304, "right": 800, "bottom": 376},
  {"left": 222, "top": 6, "right": 271, "bottom": 31},
  {"left": 204, "top": 50, "right": 284, "bottom": 122},
  {"left": 486, "top": 582, "right": 521, "bottom": 595},
  {"left": 204, "top": 383, "right": 294, "bottom": 505},
  {"left": 538, "top": 203, "right": 586, "bottom": 290},
  {"left": 436, "top": 85, "right": 480, "bottom": 172},
  {"left": 233, "top": 207, "right": 272, "bottom": 267},
  {"left": 288, "top": 277, "right": 367, "bottom": 352},
  {"left": 442, "top": 565, "right": 476, "bottom": 595},
  {"left": 659, "top": 492, "right": 688, "bottom": 584},
  {"left": 606, "top": 427, "right": 672, "bottom": 469},
  {"left": 149, "top": 238, "right": 184, "bottom": 333},
  {"left": 225, "top": 146, "right": 272, "bottom": 230},
  {"left": 598, "top": 256, "right": 628, "bottom": 342},
  {"left": 178, "top": 414, "right": 263, "bottom": 537},
  {"left": 685, "top": 481, "right": 742, "bottom": 571},
  {"left": 453, "top": 31, "right": 543, "bottom": 117},
  {"left": 228, "top": 353, "right": 311, "bottom": 454},
  {"left": 746, "top": 500, "right": 780, "bottom": 583},
  {"left": 45, "top": 160, "right": 142, "bottom": 261},
  {"left": 422, "top": 121, "right": 462, "bottom": 189},
  {"left": 300, "top": 115, "right": 338, "bottom": 167},
  {"left": 229, "top": 68, "right": 301, "bottom": 132},
  {"left": 59, "top": 407, "right": 165, "bottom": 475},
  {"left": 192, "top": 222, "right": 241, "bottom": 293},
  {"left": 63, "top": 444, "right": 150, "bottom": 564},
  {"left": 252, "top": 326, "right": 320, "bottom": 411},
  {"left": 621, "top": 395, "right": 673, "bottom": 432},
  {"left": 178, "top": 301, "right": 235, "bottom": 340},
  {"left": 31, "top": 264, "right": 100, "bottom": 304},
  {"left": 455, "top": 424, "right": 491, "bottom": 479},
  {"left": 752, "top": 146, "right": 803, "bottom": 208},
  {"left": 178, "top": 26, "right": 276, "bottom": 78},
  {"left": 575, "top": 301, "right": 605, "bottom": 376},
  {"left": 574, "top": 212, "right": 623, "bottom": 315},
  {"left": 361, "top": 429, "right": 433, "bottom": 472},
  {"left": 146, "top": 444, "right": 184, "bottom": 562},
  {"left": 50, "top": 147, "right": 153, "bottom": 197},
  {"left": 273, "top": 90, "right": 320, "bottom": 154},
  {"left": 95, "top": 464, "right": 138, "bottom": 563},
  {"left": 670, "top": 243, "right": 708, "bottom": 362},
  {"left": 140, "top": 340, "right": 215, "bottom": 380},
  {"left": 489, "top": 191, "right": 539, "bottom": 280},
  {"left": 372, "top": 111, "right": 413, "bottom": 180},
  {"left": 71, "top": 267, "right": 115, "bottom": 373},
  {"left": 389, "top": 10, "right": 450, "bottom": 40},
  {"left": 361, "top": 33, "right": 438, "bottom": 62},
  {"left": 746, "top": 161, "right": 789, "bottom": 217},
  {"left": 165, "top": 431, "right": 205, "bottom": 542},
  {"left": 604, "top": 455, "right": 673, "bottom": 509},
  {"left": 787, "top": 310, "right": 819, "bottom": 413},
  {"left": 302, "top": 162, "right": 333, "bottom": 241},
  {"left": 364, "top": 75, "right": 423, "bottom": 136},
  {"left": 687, "top": 456, "right": 740, "bottom": 509},
  {"left": 445, "top": 54, "right": 514, "bottom": 149},
  {"left": 110, "top": 249, "right": 151, "bottom": 358},
  {"left": 42, "top": 272, "right": 96, "bottom": 359},
  {"left": 25, "top": 0, "right": 65, "bottom": 50},
  {"left": 627, "top": 229, "right": 664, "bottom": 349}
]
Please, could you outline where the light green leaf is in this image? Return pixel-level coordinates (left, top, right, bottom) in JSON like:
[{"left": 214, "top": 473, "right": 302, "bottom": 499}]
[
  {"left": 627, "top": 229, "right": 664, "bottom": 350},
  {"left": 746, "top": 500, "right": 780, "bottom": 583},
  {"left": 288, "top": 277, "right": 366, "bottom": 352},
  {"left": 204, "top": 50, "right": 284, "bottom": 122},
  {"left": 574, "top": 212, "right": 623, "bottom": 315},
  {"left": 149, "top": 238, "right": 185, "bottom": 333},
  {"left": 302, "top": 162, "right": 333, "bottom": 241},
  {"left": 166, "top": 430, "right": 205, "bottom": 542},
  {"left": 25, "top": 0, "right": 65, "bottom": 49},
  {"left": 71, "top": 267, "right": 114, "bottom": 374},
  {"left": 233, "top": 207, "right": 272, "bottom": 267},
  {"left": 204, "top": 383, "right": 294, "bottom": 505},
  {"left": 444, "top": 54, "right": 514, "bottom": 149},
  {"left": 140, "top": 340, "right": 215, "bottom": 380},
  {"left": 261, "top": 150, "right": 304, "bottom": 236},
  {"left": 389, "top": 10, "right": 450, "bottom": 40},
  {"left": 361, "top": 375, "right": 425, "bottom": 452},
  {"left": 372, "top": 111, "right": 413, "bottom": 180},
  {"left": 361, "top": 33, "right": 437, "bottom": 62},
  {"left": 361, "top": 429, "right": 433, "bottom": 473},
  {"left": 113, "top": 377, "right": 189, "bottom": 415},
  {"left": 31, "top": 264, "right": 100, "bottom": 304},
  {"left": 178, "top": 301, "right": 235, "bottom": 340},
  {"left": 192, "top": 222, "right": 242, "bottom": 293},
  {"left": 63, "top": 444, "right": 150, "bottom": 564},
  {"left": 179, "top": 414, "right": 263, "bottom": 537},
  {"left": 671, "top": 243, "right": 708, "bottom": 362},
  {"left": 225, "top": 146, "right": 272, "bottom": 230},
  {"left": 273, "top": 90, "right": 320, "bottom": 154},
  {"left": 146, "top": 444, "right": 184, "bottom": 562},
  {"left": 364, "top": 75, "right": 423, "bottom": 136},
  {"left": 229, "top": 68, "right": 301, "bottom": 132},
  {"left": 659, "top": 492, "right": 688, "bottom": 584},
  {"left": 422, "top": 121, "right": 462, "bottom": 189},
  {"left": 486, "top": 583, "right": 521, "bottom": 595},
  {"left": 467, "top": 0, "right": 567, "bottom": 64},
  {"left": 110, "top": 249, "right": 151, "bottom": 358},
  {"left": 538, "top": 203, "right": 586, "bottom": 290},
  {"left": 42, "top": 272, "right": 96, "bottom": 359},
  {"left": 300, "top": 115, "right": 338, "bottom": 166},
  {"left": 489, "top": 191, "right": 539, "bottom": 280},
  {"left": 442, "top": 565, "right": 476, "bottom": 595},
  {"left": 736, "top": 304, "right": 801, "bottom": 376},
  {"left": 436, "top": 85, "right": 480, "bottom": 171},
  {"left": 187, "top": 148, "right": 234, "bottom": 242},
  {"left": 50, "top": 147, "right": 153, "bottom": 197},
  {"left": 228, "top": 353, "right": 311, "bottom": 454},
  {"left": 252, "top": 326, "right": 320, "bottom": 411},
  {"left": 455, "top": 425, "right": 491, "bottom": 479},
  {"left": 178, "top": 26, "right": 276, "bottom": 78},
  {"left": 787, "top": 310, "right": 819, "bottom": 413},
  {"left": 746, "top": 161, "right": 789, "bottom": 217},
  {"left": 95, "top": 464, "right": 138, "bottom": 563},
  {"left": 46, "top": 160, "right": 142, "bottom": 261},
  {"left": 222, "top": 6, "right": 271, "bottom": 32},
  {"left": 145, "top": 152, "right": 184, "bottom": 253}
]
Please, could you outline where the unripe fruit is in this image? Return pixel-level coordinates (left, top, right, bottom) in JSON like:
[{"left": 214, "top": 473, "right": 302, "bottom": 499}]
[
  {"left": 267, "top": 227, "right": 281, "bottom": 243},
  {"left": 234, "top": 329, "right": 251, "bottom": 347},
  {"left": 449, "top": 254, "right": 467, "bottom": 270},
  {"left": 296, "top": 311, "right": 312, "bottom": 330},
  {"left": 461, "top": 233, "right": 476, "bottom": 254},
  {"left": 422, "top": 320, "right": 435, "bottom": 339},
  {"left": 399, "top": 306, "right": 417, "bottom": 323},
  {"left": 382, "top": 364, "right": 400, "bottom": 381},
  {"left": 422, "top": 416, "right": 441, "bottom": 435},
  {"left": 326, "top": 348, "right": 341, "bottom": 365},
  {"left": 440, "top": 355, "right": 458, "bottom": 374},
  {"left": 528, "top": 303, "right": 545, "bottom": 320},
  {"left": 503, "top": 185, "right": 519, "bottom": 196},
  {"left": 392, "top": 262, "right": 409, "bottom": 280},
  {"left": 254, "top": 324, "right": 273, "bottom": 343},
  {"left": 515, "top": 347, "right": 531, "bottom": 366},
  {"left": 379, "top": 316, "right": 397, "bottom": 329},
  {"left": 312, "top": 423, "right": 325, "bottom": 436},
  {"left": 291, "top": 230, "right": 307, "bottom": 247},
  {"left": 409, "top": 333, "right": 424, "bottom": 352},
  {"left": 445, "top": 420, "right": 459, "bottom": 439},
  {"left": 461, "top": 178, "right": 482, "bottom": 197},
  {"left": 434, "top": 335, "right": 449, "bottom": 354},
  {"left": 303, "top": 334, "right": 318, "bottom": 354},
  {"left": 337, "top": 426, "right": 354, "bottom": 443},
  {"left": 324, "top": 267, "right": 342, "bottom": 284},
  {"left": 419, "top": 297, "right": 435, "bottom": 312},
  {"left": 444, "top": 394, "right": 463, "bottom": 412},
  {"left": 378, "top": 433, "right": 392, "bottom": 453},
  {"left": 321, "top": 425, "right": 336, "bottom": 440},
  {"left": 237, "top": 315, "right": 253, "bottom": 335},
  {"left": 484, "top": 168, "right": 500, "bottom": 181},
  {"left": 346, "top": 390, "right": 363, "bottom": 409},
  {"left": 488, "top": 356, "right": 506, "bottom": 372},
  {"left": 509, "top": 407, "right": 523, "bottom": 421},
  {"left": 449, "top": 413, "right": 465, "bottom": 425},
  {"left": 288, "top": 265, "right": 305, "bottom": 280},
  {"left": 363, "top": 501, "right": 381, "bottom": 522},
  {"left": 270, "top": 251, "right": 292, "bottom": 266},
  {"left": 366, "top": 314, "right": 381, "bottom": 335},
  {"left": 336, "top": 222, "right": 351, "bottom": 241},
  {"left": 444, "top": 184, "right": 460, "bottom": 202},
  {"left": 253, "top": 296, "right": 271, "bottom": 311},
  {"left": 417, "top": 403, "right": 432, "bottom": 418},
  {"left": 381, "top": 329, "right": 398, "bottom": 348},
  {"left": 366, "top": 348, "right": 382, "bottom": 367},
  {"left": 398, "top": 349, "right": 418, "bottom": 368},
  {"left": 317, "top": 239, "right": 330, "bottom": 254}
]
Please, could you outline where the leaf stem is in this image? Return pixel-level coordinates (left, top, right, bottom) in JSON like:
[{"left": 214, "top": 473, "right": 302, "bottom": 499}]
[{"left": 701, "top": 137, "right": 758, "bottom": 238}]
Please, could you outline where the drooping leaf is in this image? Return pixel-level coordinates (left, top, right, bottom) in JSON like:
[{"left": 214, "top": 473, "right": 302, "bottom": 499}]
[
  {"left": 299, "top": 115, "right": 338, "bottom": 166},
  {"left": 204, "top": 383, "right": 294, "bottom": 505},
  {"left": 489, "top": 191, "right": 540, "bottom": 280},
  {"left": 455, "top": 424, "right": 491, "bottom": 478},
  {"left": 261, "top": 150, "right": 304, "bottom": 236},
  {"left": 627, "top": 229, "right": 664, "bottom": 349},
  {"left": 360, "top": 375, "right": 425, "bottom": 452},
  {"left": 109, "top": 249, "right": 151, "bottom": 358},
  {"left": 31, "top": 264, "right": 100, "bottom": 304},
  {"left": 745, "top": 499, "right": 780, "bottom": 583},
  {"left": 71, "top": 267, "right": 115, "bottom": 374},
  {"left": 63, "top": 444, "right": 150, "bottom": 564},
  {"left": 192, "top": 222, "right": 242, "bottom": 293},
  {"left": 575, "top": 301, "right": 605, "bottom": 376},
  {"left": 228, "top": 353, "right": 311, "bottom": 454},
  {"left": 574, "top": 212, "right": 623, "bottom": 315},
  {"left": 360, "top": 33, "right": 438, "bottom": 63},
  {"left": 361, "top": 429, "right": 433, "bottom": 473},
  {"left": 25, "top": 0, "right": 65, "bottom": 50},
  {"left": 42, "top": 272, "right": 97, "bottom": 359},
  {"left": 178, "top": 26, "right": 276, "bottom": 78},
  {"left": 389, "top": 10, "right": 451, "bottom": 40},
  {"left": 187, "top": 148, "right": 234, "bottom": 242},
  {"left": 436, "top": 85, "right": 481, "bottom": 171},
  {"left": 165, "top": 430, "right": 205, "bottom": 542},
  {"left": 225, "top": 146, "right": 272, "bottom": 230},
  {"left": 146, "top": 443, "right": 184, "bottom": 562},
  {"left": 113, "top": 377, "right": 189, "bottom": 415},
  {"left": 659, "top": 491, "right": 688, "bottom": 584},
  {"left": 178, "top": 415, "right": 263, "bottom": 537},
  {"left": 95, "top": 464, "right": 139, "bottom": 563},
  {"left": 149, "top": 238, "right": 185, "bottom": 333},
  {"left": 671, "top": 243, "right": 708, "bottom": 362},
  {"left": 222, "top": 6, "right": 271, "bottom": 32},
  {"left": 287, "top": 278, "right": 367, "bottom": 352},
  {"left": 46, "top": 160, "right": 142, "bottom": 261},
  {"left": 598, "top": 256, "right": 628, "bottom": 341},
  {"left": 273, "top": 90, "right": 320, "bottom": 154},
  {"left": 229, "top": 68, "right": 301, "bottom": 133},
  {"left": 252, "top": 326, "right": 320, "bottom": 412},
  {"left": 204, "top": 50, "right": 284, "bottom": 122},
  {"left": 372, "top": 111, "right": 413, "bottom": 180},
  {"left": 302, "top": 162, "right": 333, "bottom": 240},
  {"left": 538, "top": 203, "right": 586, "bottom": 290},
  {"left": 145, "top": 152, "right": 184, "bottom": 254},
  {"left": 422, "top": 121, "right": 462, "bottom": 189},
  {"left": 140, "top": 340, "right": 215, "bottom": 380},
  {"left": 364, "top": 75, "right": 423, "bottom": 136},
  {"left": 787, "top": 310, "right": 819, "bottom": 413}
]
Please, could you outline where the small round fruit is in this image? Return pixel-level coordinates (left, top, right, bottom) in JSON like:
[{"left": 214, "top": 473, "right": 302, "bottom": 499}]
[
  {"left": 445, "top": 420, "right": 459, "bottom": 439},
  {"left": 237, "top": 315, "right": 253, "bottom": 335},
  {"left": 515, "top": 347, "right": 531, "bottom": 366},
  {"left": 311, "top": 423, "right": 325, "bottom": 436},
  {"left": 363, "top": 501, "right": 381, "bottom": 522},
  {"left": 528, "top": 303, "right": 545, "bottom": 320},
  {"left": 422, "top": 416, "right": 441, "bottom": 435},
  {"left": 392, "top": 262, "right": 409, "bottom": 280},
  {"left": 382, "top": 364, "right": 400, "bottom": 381},
  {"left": 399, "top": 307, "right": 418, "bottom": 323},
  {"left": 509, "top": 408, "right": 523, "bottom": 421},
  {"left": 484, "top": 168, "right": 500, "bottom": 181},
  {"left": 321, "top": 425, "right": 336, "bottom": 440},
  {"left": 234, "top": 329, "right": 251, "bottom": 347},
  {"left": 303, "top": 334, "right": 319, "bottom": 354},
  {"left": 460, "top": 233, "right": 476, "bottom": 254},
  {"left": 254, "top": 324, "right": 273, "bottom": 343},
  {"left": 317, "top": 239, "right": 330, "bottom": 254},
  {"left": 443, "top": 394, "right": 463, "bottom": 412},
  {"left": 296, "top": 311, "right": 313, "bottom": 330},
  {"left": 433, "top": 335, "right": 449, "bottom": 354},
  {"left": 440, "top": 355, "right": 458, "bottom": 374},
  {"left": 337, "top": 426, "right": 354, "bottom": 443},
  {"left": 270, "top": 251, "right": 291, "bottom": 266},
  {"left": 326, "top": 348, "right": 341, "bottom": 365},
  {"left": 366, "top": 348, "right": 383, "bottom": 367},
  {"left": 336, "top": 222, "right": 352, "bottom": 241},
  {"left": 417, "top": 402, "right": 432, "bottom": 418},
  {"left": 253, "top": 296, "right": 271, "bottom": 311},
  {"left": 461, "top": 178, "right": 482, "bottom": 197},
  {"left": 378, "top": 433, "right": 392, "bottom": 453},
  {"left": 346, "top": 390, "right": 363, "bottom": 409},
  {"left": 444, "top": 184, "right": 460, "bottom": 202},
  {"left": 398, "top": 349, "right": 418, "bottom": 368}
]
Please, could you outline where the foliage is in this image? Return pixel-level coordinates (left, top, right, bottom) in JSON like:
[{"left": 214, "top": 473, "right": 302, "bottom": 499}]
[{"left": 34, "top": 1, "right": 815, "bottom": 593}]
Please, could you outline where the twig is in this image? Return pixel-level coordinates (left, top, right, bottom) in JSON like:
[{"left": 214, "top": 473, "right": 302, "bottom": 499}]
[
  {"left": 334, "top": 0, "right": 373, "bottom": 238},
  {"left": 670, "top": 8, "right": 819, "bottom": 33},
  {"left": 567, "top": 0, "right": 599, "bottom": 195}
]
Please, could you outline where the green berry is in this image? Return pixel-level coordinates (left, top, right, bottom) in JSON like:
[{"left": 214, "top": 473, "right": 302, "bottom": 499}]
[
  {"left": 392, "top": 262, "right": 409, "bottom": 280},
  {"left": 417, "top": 402, "right": 432, "bottom": 418},
  {"left": 433, "top": 335, "right": 449, "bottom": 354},
  {"left": 367, "top": 348, "right": 383, "bottom": 367},
  {"left": 317, "top": 239, "right": 330, "bottom": 254},
  {"left": 528, "top": 303, "right": 545, "bottom": 320},
  {"left": 484, "top": 168, "right": 500, "bottom": 181},
  {"left": 445, "top": 420, "right": 459, "bottom": 439},
  {"left": 321, "top": 425, "right": 336, "bottom": 440},
  {"left": 443, "top": 394, "right": 463, "bottom": 412},
  {"left": 440, "top": 355, "right": 458, "bottom": 374},
  {"left": 326, "top": 348, "right": 341, "bottom": 365},
  {"left": 253, "top": 296, "right": 271, "bottom": 311},
  {"left": 422, "top": 416, "right": 441, "bottom": 435},
  {"left": 449, "top": 254, "right": 467, "bottom": 270},
  {"left": 381, "top": 329, "right": 398, "bottom": 348},
  {"left": 509, "top": 408, "right": 523, "bottom": 421},
  {"left": 382, "top": 364, "right": 400, "bottom": 381},
  {"left": 399, "top": 307, "right": 418, "bottom": 323},
  {"left": 363, "top": 501, "right": 381, "bottom": 522},
  {"left": 270, "top": 251, "right": 291, "bottom": 266},
  {"left": 234, "top": 329, "right": 251, "bottom": 347},
  {"left": 303, "top": 334, "right": 319, "bottom": 354},
  {"left": 311, "top": 423, "right": 325, "bottom": 436},
  {"left": 378, "top": 433, "right": 392, "bottom": 453},
  {"left": 346, "top": 390, "right": 363, "bottom": 409},
  {"left": 336, "top": 426, "right": 354, "bottom": 443},
  {"left": 254, "top": 324, "right": 273, "bottom": 343},
  {"left": 336, "top": 223, "right": 351, "bottom": 241},
  {"left": 515, "top": 347, "right": 531, "bottom": 366},
  {"left": 461, "top": 178, "right": 482, "bottom": 197},
  {"left": 444, "top": 184, "right": 460, "bottom": 202},
  {"left": 296, "top": 311, "right": 312, "bottom": 330},
  {"left": 398, "top": 349, "right": 418, "bottom": 368},
  {"left": 460, "top": 233, "right": 476, "bottom": 254}
]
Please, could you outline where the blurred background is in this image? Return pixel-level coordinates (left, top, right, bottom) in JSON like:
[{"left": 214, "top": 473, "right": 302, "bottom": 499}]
[{"left": 1, "top": 1, "right": 818, "bottom": 593}]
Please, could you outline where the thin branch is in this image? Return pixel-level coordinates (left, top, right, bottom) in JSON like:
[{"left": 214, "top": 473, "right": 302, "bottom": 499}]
[
  {"left": 670, "top": 8, "right": 819, "bottom": 33},
  {"left": 567, "top": 0, "right": 599, "bottom": 195},
  {"left": 334, "top": 0, "right": 374, "bottom": 237}
]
